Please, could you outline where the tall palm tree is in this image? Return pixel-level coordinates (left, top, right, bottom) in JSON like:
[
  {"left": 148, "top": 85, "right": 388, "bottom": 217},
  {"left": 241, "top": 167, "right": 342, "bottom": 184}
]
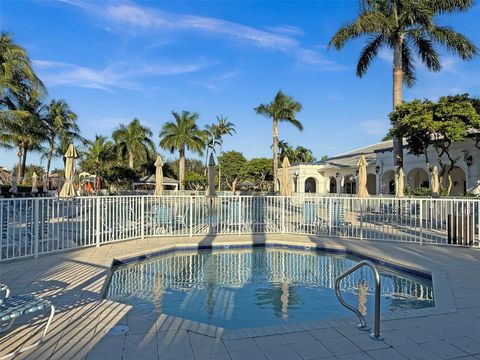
[
  {"left": 213, "top": 115, "right": 235, "bottom": 191},
  {"left": 159, "top": 111, "right": 205, "bottom": 190},
  {"left": 42, "top": 99, "right": 81, "bottom": 186},
  {"left": 0, "top": 91, "right": 46, "bottom": 180},
  {"left": 0, "top": 32, "right": 45, "bottom": 100},
  {"left": 329, "top": 0, "right": 478, "bottom": 181},
  {"left": 112, "top": 118, "right": 155, "bottom": 170},
  {"left": 255, "top": 91, "right": 303, "bottom": 190}
]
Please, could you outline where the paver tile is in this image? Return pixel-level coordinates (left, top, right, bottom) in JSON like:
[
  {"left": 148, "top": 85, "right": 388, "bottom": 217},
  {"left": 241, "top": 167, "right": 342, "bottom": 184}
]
[
  {"left": 223, "top": 338, "right": 258, "bottom": 352},
  {"left": 261, "top": 344, "right": 303, "bottom": 360},
  {"left": 395, "top": 343, "right": 441, "bottom": 360},
  {"left": 291, "top": 340, "right": 333, "bottom": 359},
  {"left": 345, "top": 334, "right": 391, "bottom": 351},
  {"left": 367, "top": 348, "right": 408, "bottom": 360},
  {"left": 318, "top": 336, "right": 362, "bottom": 355},
  {"left": 228, "top": 348, "right": 267, "bottom": 360},
  {"left": 420, "top": 340, "right": 469, "bottom": 359},
  {"left": 309, "top": 328, "right": 342, "bottom": 340},
  {"left": 445, "top": 337, "right": 480, "bottom": 355}
]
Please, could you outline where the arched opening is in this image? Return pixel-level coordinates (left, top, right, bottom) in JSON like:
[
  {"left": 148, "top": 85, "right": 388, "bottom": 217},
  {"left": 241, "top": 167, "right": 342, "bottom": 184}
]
[
  {"left": 367, "top": 174, "right": 376, "bottom": 195},
  {"left": 407, "top": 168, "right": 429, "bottom": 189},
  {"left": 381, "top": 170, "right": 395, "bottom": 194},
  {"left": 304, "top": 177, "right": 317, "bottom": 193},
  {"left": 343, "top": 175, "right": 356, "bottom": 195},
  {"left": 450, "top": 166, "right": 466, "bottom": 196},
  {"left": 329, "top": 177, "right": 337, "bottom": 193}
]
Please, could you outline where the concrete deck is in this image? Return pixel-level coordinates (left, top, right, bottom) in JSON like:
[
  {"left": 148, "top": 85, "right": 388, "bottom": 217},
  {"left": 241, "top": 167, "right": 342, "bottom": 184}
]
[{"left": 1, "top": 234, "right": 480, "bottom": 360}]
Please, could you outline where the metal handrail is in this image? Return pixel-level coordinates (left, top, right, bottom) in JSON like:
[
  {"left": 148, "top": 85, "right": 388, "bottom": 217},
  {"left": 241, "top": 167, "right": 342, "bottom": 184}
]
[{"left": 335, "top": 260, "right": 384, "bottom": 341}]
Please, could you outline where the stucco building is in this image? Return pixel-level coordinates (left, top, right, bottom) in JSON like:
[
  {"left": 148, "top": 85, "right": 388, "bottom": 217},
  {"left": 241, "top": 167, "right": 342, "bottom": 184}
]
[{"left": 279, "top": 139, "right": 480, "bottom": 196}]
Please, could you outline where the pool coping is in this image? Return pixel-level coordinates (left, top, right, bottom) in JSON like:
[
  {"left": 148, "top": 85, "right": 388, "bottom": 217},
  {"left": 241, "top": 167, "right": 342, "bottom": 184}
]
[{"left": 101, "top": 237, "right": 457, "bottom": 339}]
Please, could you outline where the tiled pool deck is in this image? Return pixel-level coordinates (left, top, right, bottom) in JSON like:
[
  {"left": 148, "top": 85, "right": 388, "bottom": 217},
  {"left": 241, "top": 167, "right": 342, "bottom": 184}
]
[{"left": 1, "top": 234, "right": 480, "bottom": 360}]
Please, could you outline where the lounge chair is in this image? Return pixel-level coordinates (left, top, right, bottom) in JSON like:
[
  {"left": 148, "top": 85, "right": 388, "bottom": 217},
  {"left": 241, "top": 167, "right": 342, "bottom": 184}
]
[
  {"left": 300, "top": 201, "right": 324, "bottom": 234},
  {"left": 328, "top": 200, "right": 351, "bottom": 234},
  {"left": 152, "top": 205, "right": 188, "bottom": 234},
  {"left": 0, "top": 284, "right": 55, "bottom": 359}
]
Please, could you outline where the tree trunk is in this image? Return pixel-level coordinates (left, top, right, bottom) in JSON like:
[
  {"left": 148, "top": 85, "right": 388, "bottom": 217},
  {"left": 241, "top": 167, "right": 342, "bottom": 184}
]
[
  {"left": 272, "top": 119, "right": 279, "bottom": 192},
  {"left": 218, "top": 143, "right": 222, "bottom": 192},
  {"left": 46, "top": 144, "right": 54, "bottom": 190},
  {"left": 17, "top": 144, "right": 22, "bottom": 179},
  {"left": 392, "top": 35, "right": 404, "bottom": 193},
  {"left": 20, "top": 145, "right": 28, "bottom": 181},
  {"left": 232, "top": 177, "right": 237, "bottom": 192},
  {"left": 204, "top": 146, "right": 209, "bottom": 176},
  {"left": 128, "top": 152, "right": 134, "bottom": 169},
  {"left": 179, "top": 148, "right": 185, "bottom": 190}
]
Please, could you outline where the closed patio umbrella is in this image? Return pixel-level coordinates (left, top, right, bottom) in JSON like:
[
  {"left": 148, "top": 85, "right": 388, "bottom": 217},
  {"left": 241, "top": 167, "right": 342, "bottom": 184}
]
[
  {"left": 154, "top": 155, "right": 164, "bottom": 196},
  {"left": 431, "top": 165, "right": 440, "bottom": 197},
  {"left": 281, "top": 157, "right": 291, "bottom": 196},
  {"left": 357, "top": 155, "right": 369, "bottom": 198},
  {"left": 207, "top": 153, "right": 216, "bottom": 197},
  {"left": 59, "top": 144, "right": 78, "bottom": 198},
  {"left": 9, "top": 175, "right": 18, "bottom": 194},
  {"left": 31, "top": 172, "right": 38, "bottom": 194},
  {"left": 395, "top": 167, "right": 405, "bottom": 198}
]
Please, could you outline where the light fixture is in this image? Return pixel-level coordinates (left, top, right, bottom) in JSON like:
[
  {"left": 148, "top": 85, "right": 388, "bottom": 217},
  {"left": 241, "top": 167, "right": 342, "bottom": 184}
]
[
  {"left": 375, "top": 165, "right": 380, "bottom": 174},
  {"left": 335, "top": 172, "right": 339, "bottom": 178}
]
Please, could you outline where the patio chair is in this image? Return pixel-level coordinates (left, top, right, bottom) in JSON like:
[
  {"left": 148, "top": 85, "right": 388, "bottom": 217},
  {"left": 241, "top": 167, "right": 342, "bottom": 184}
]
[
  {"left": 152, "top": 205, "right": 188, "bottom": 234},
  {"left": 327, "top": 200, "right": 351, "bottom": 234},
  {"left": 0, "top": 284, "right": 55, "bottom": 359},
  {"left": 300, "top": 201, "right": 324, "bottom": 234}
]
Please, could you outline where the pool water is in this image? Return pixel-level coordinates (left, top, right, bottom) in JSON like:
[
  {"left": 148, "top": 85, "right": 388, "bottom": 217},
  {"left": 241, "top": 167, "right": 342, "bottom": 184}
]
[{"left": 106, "top": 247, "right": 434, "bottom": 329}]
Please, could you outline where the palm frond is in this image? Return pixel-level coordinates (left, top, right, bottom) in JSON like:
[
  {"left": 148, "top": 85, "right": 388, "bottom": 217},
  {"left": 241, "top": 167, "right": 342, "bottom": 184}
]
[{"left": 356, "top": 35, "right": 385, "bottom": 78}]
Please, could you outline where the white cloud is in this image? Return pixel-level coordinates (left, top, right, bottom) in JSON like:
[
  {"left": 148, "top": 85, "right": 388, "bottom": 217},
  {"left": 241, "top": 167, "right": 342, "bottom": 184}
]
[
  {"left": 32, "top": 58, "right": 211, "bottom": 91},
  {"left": 60, "top": 0, "right": 342, "bottom": 69},
  {"left": 266, "top": 25, "right": 305, "bottom": 37},
  {"left": 360, "top": 119, "right": 389, "bottom": 136}
]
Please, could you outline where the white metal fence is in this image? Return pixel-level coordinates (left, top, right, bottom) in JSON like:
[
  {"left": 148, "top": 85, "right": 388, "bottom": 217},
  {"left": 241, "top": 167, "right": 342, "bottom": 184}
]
[{"left": 1, "top": 195, "right": 478, "bottom": 261}]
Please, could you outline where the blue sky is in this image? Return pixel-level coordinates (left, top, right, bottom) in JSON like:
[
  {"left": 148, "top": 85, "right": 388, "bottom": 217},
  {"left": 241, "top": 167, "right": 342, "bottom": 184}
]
[{"left": 1, "top": 0, "right": 479, "bottom": 169}]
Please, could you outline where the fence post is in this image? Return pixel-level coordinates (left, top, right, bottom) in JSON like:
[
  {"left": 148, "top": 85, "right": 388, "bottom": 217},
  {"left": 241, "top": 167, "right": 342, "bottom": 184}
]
[
  {"left": 282, "top": 197, "right": 286, "bottom": 234},
  {"left": 359, "top": 199, "right": 363, "bottom": 241},
  {"left": 419, "top": 199, "right": 423, "bottom": 245},
  {"left": 238, "top": 197, "right": 242, "bottom": 236},
  {"left": 189, "top": 196, "right": 193, "bottom": 237},
  {"left": 329, "top": 197, "right": 332, "bottom": 237},
  {"left": 34, "top": 199, "right": 39, "bottom": 258},
  {"left": 141, "top": 196, "right": 145, "bottom": 239},
  {"left": 96, "top": 197, "right": 101, "bottom": 247}
]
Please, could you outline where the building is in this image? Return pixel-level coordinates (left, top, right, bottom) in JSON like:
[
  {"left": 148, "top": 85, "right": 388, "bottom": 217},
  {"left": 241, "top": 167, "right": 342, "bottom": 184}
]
[{"left": 279, "top": 138, "right": 480, "bottom": 196}]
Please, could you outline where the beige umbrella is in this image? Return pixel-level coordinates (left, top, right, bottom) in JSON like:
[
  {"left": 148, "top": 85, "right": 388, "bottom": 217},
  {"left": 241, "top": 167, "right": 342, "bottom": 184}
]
[
  {"left": 154, "top": 155, "right": 164, "bottom": 196},
  {"left": 431, "top": 165, "right": 440, "bottom": 197},
  {"left": 357, "top": 155, "right": 369, "bottom": 198},
  {"left": 207, "top": 153, "right": 216, "bottom": 197},
  {"left": 59, "top": 144, "right": 78, "bottom": 198},
  {"left": 9, "top": 175, "right": 18, "bottom": 194},
  {"left": 395, "top": 167, "right": 405, "bottom": 198},
  {"left": 281, "top": 157, "right": 291, "bottom": 196},
  {"left": 31, "top": 172, "right": 38, "bottom": 193}
]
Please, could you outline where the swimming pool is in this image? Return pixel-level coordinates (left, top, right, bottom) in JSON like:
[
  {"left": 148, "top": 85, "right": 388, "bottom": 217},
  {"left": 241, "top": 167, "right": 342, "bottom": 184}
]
[{"left": 106, "top": 246, "right": 434, "bottom": 329}]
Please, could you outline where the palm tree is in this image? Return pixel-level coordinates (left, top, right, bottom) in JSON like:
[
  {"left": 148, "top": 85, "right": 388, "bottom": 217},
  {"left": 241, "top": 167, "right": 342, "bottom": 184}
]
[
  {"left": 0, "top": 91, "right": 46, "bottom": 180},
  {"left": 0, "top": 32, "right": 45, "bottom": 100},
  {"left": 293, "top": 146, "right": 315, "bottom": 163},
  {"left": 80, "top": 135, "right": 115, "bottom": 177},
  {"left": 277, "top": 140, "right": 294, "bottom": 161},
  {"left": 112, "top": 118, "right": 155, "bottom": 170},
  {"left": 159, "top": 111, "right": 205, "bottom": 190},
  {"left": 255, "top": 91, "right": 303, "bottom": 190},
  {"left": 42, "top": 99, "right": 81, "bottom": 187},
  {"left": 329, "top": 0, "right": 478, "bottom": 181},
  {"left": 213, "top": 115, "right": 235, "bottom": 191}
]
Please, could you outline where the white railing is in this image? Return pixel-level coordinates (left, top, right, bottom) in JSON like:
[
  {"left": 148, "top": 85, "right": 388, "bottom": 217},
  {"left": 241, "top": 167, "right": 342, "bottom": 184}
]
[{"left": 1, "top": 195, "right": 479, "bottom": 261}]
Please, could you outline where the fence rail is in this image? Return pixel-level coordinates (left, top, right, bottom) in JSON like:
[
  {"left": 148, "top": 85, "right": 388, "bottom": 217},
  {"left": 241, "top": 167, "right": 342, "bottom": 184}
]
[{"left": 1, "top": 195, "right": 478, "bottom": 261}]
